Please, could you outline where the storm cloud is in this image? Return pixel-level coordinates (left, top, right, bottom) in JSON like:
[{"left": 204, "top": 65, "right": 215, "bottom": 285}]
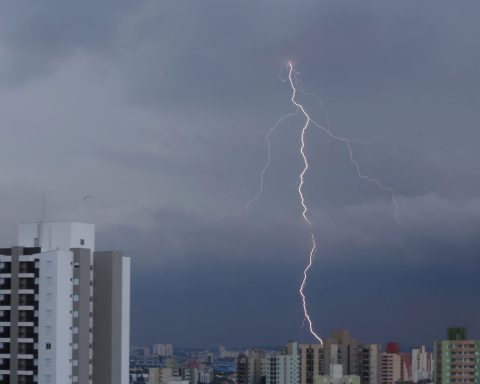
[{"left": 0, "top": 0, "right": 479, "bottom": 347}]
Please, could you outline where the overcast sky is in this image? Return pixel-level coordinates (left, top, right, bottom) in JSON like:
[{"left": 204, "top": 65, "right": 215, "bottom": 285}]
[{"left": 0, "top": 0, "right": 479, "bottom": 348}]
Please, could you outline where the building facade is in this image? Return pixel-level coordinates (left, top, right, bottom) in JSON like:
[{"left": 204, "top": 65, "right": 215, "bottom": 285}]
[
  {"left": 411, "top": 346, "right": 433, "bottom": 383},
  {"left": 266, "top": 342, "right": 300, "bottom": 384},
  {"left": 300, "top": 344, "right": 324, "bottom": 384},
  {"left": 359, "top": 345, "right": 381, "bottom": 384},
  {"left": 324, "top": 331, "right": 360, "bottom": 377},
  {"left": 0, "top": 221, "right": 130, "bottom": 384},
  {"left": 381, "top": 350, "right": 402, "bottom": 384},
  {"left": 434, "top": 328, "right": 480, "bottom": 384}
]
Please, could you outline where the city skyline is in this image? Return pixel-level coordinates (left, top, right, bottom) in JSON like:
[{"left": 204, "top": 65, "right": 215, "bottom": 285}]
[{"left": 0, "top": 0, "right": 479, "bottom": 349}]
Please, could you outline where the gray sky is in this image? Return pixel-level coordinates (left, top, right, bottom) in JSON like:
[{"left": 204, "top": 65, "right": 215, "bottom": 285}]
[{"left": 0, "top": 0, "right": 479, "bottom": 348}]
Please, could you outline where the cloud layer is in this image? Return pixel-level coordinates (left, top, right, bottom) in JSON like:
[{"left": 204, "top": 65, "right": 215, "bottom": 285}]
[{"left": 0, "top": 0, "right": 479, "bottom": 347}]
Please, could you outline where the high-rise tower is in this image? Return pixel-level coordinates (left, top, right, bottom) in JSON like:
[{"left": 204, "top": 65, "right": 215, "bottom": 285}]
[{"left": 0, "top": 221, "right": 130, "bottom": 384}]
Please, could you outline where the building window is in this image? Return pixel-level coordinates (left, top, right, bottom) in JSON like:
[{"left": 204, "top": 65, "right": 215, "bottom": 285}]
[
  {"left": 46, "top": 343, "right": 51, "bottom": 350},
  {"left": 80, "top": 239, "right": 85, "bottom": 246}
]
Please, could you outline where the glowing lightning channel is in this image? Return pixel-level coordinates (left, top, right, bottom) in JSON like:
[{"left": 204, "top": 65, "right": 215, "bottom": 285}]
[
  {"left": 289, "top": 63, "right": 400, "bottom": 223},
  {"left": 287, "top": 61, "right": 323, "bottom": 344},
  {"left": 286, "top": 61, "right": 400, "bottom": 345}
]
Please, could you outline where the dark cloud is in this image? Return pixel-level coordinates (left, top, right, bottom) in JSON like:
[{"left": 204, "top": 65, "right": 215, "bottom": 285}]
[{"left": 0, "top": 0, "right": 479, "bottom": 347}]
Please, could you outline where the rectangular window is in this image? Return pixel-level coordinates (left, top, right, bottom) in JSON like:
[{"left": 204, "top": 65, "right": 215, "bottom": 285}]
[
  {"left": 46, "top": 343, "right": 51, "bottom": 350},
  {"left": 80, "top": 239, "right": 85, "bottom": 246}
]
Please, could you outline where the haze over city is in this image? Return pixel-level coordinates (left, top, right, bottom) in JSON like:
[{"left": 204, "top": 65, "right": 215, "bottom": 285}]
[{"left": 0, "top": 0, "right": 479, "bottom": 351}]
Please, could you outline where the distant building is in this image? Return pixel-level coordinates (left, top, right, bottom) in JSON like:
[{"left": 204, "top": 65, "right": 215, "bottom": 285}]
[
  {"left": 323, "top": 330, "right": 360, "bottom": 377},
  {"left": 411, "top": 346, "right": 433, "bottom": 383},
  {"left": 315, "top": 364, "right": 360, "bottom": 384},
  {"left": 153, "top": 343, "right": 174, "bottom": 357},
  {"left": 238, "top": 354, "right": 250, "bottom": 384},
  {"left": 149, "top": 367, "right": 173, "bottom": 384},
  {"left": 0, "top": 221, "right": 130, "bottom": 384},
  {"left": 219, "top": 346, "right": 240, "bottom": 359},
  {"left": 198, "top": 366, "right": 214, "bottom": 384},
  {"left": 300, "top": 344, "right": 324, "bottom": 384},
  {"left": 434, "top": 327, "right": 480, "bottom": 384},
  {"left": 359, "top": 344, "right": 381, "bottom": 384},
  {"left": 265, "top": 341, "right": 300, "bottom": 384},
  {"left": 237, "top": 350, "right": 266, "bottom": 384},
  {"left": 381, "top": 343, "right": 402, "bottom": 384}
]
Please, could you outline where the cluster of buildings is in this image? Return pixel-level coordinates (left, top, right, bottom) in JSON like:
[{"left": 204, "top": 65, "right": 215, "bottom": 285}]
[
  {"left": 129, "top": 345, "right": 226, "bottom": 384},
  {"left": 236, "top": 328, "right": 480, "bottom": 384},
  {"left": 0, "top": 221, "right": 130, "bottom": 384},
  {"left": 130, "top": 328, "right": 480, "bottom": 384}
]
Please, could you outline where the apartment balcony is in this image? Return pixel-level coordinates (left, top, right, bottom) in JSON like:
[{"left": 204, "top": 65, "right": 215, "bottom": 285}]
[
  {"left": 18, "top": 327, "right": 34, "bottom": 339},
  {"left": 0, "top": 279, "right": 11, "bottom": 290},
  {"left": 18, "top": 294, "right": 34, "bottom": 307},
  {"left": 0, "top": 263, "right": 11, "bottom": 274},
  {"left": 18, "top": 262, "right": 35, "bottom": 274},
  {"left": 19, "top": 279, "right": 35, "bottom": 291}
]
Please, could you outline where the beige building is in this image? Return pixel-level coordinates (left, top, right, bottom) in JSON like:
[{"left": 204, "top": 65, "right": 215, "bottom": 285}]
[
  {"left": 359, "top": 345, "right": 381, "bottom": 384},
  {"left": 300, "top": 344, "right": 324, "bottom": 384},
  {"left": 324, "top": 331, "right": 360, "bottom": 377},
  {"left": 381, "top": 352, "right": 402, "bottom": 384},
  {"left": 149, "top": 367, "right": 174, "bottom": 384}
]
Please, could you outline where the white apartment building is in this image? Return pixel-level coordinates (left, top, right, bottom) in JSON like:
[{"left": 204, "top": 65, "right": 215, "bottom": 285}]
[
  {"left": 265, "top": 342, "right": 300, "bottom": 384},
  {"left": 411, "top": 346, "right": 433, "bottom": 383},
  {"left": 0, "top": 221, "right": 130, "bottom": 384}
]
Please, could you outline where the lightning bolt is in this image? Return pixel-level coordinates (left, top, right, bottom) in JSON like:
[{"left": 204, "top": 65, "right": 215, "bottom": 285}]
[
  {"left": 289, "top": 64, "right": 400, "bottom": 223},
  {"left": 287, "top": 61, "right": 323, "bottom": 344},
  {"left": 241, "top": 61, "right": 399, "bottom": 344},
  {"left": 286, "top": 61, "right": 399, "bottom": 344}
]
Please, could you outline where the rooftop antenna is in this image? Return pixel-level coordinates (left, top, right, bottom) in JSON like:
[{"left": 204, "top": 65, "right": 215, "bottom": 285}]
[
  {"left": 41, "top": 193, "right": 46, "bottom": 222},
  {"left": 37, "top": 193, "right": 47, "bottom": 249}
]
